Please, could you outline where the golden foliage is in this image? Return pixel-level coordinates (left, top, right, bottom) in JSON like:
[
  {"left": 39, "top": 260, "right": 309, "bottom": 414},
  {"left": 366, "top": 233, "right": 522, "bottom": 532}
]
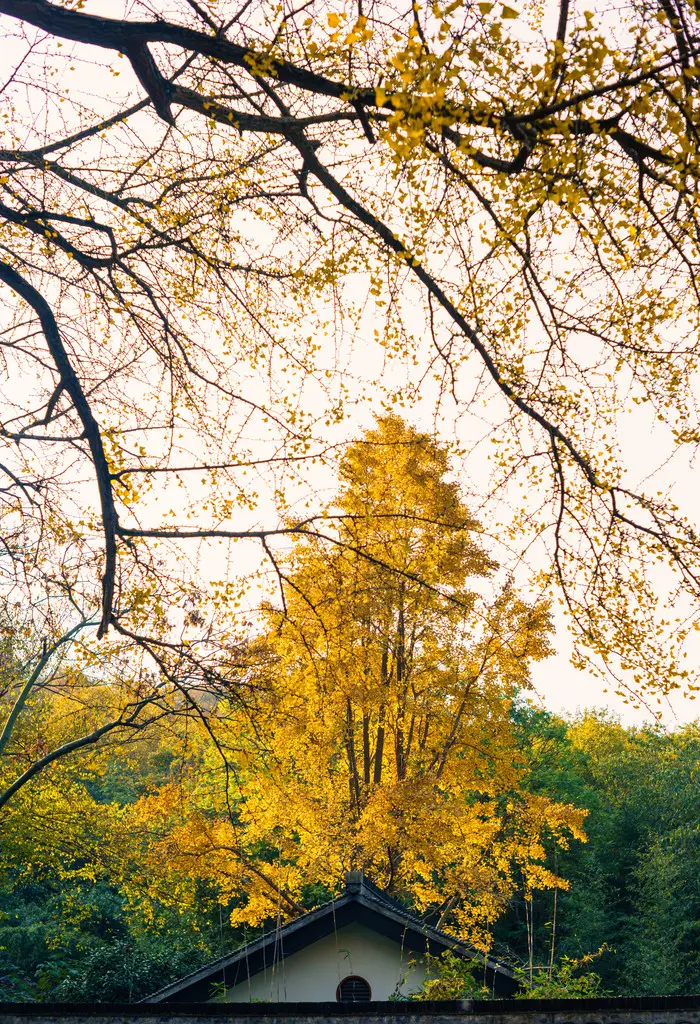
[
  {"left": 0, "top": 0, "right": 698, "bottom": 707},
  {"left": 130, "top": 418, "right": 586, "bottom": 945}
]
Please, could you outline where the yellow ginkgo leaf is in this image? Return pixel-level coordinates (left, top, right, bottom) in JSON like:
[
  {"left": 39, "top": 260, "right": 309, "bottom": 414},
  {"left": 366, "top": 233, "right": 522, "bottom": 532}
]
[{"left": 501, "top": 4, "right": 519, "bottom": 16}]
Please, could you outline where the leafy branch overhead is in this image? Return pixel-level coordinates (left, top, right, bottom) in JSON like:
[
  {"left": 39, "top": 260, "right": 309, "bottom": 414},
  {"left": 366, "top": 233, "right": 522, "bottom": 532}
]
[{"left": 0, "top": 0, "right": 699, "bottom": 697}]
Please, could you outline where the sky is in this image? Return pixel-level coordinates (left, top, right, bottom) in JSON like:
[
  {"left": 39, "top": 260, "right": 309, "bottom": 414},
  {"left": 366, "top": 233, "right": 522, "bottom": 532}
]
[{"left": 0, "top": 0, "right": 699, "bottom": 732}]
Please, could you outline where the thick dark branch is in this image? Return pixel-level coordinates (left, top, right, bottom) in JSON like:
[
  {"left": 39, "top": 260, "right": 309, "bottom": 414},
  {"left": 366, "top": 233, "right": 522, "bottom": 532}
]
[
  {"left": 0, "top": 460, "right": 41, "bottom": 503},
  {"left": 515, "top": 62, "right": 675, "bottom": 124},
  {"left": 292, "top": 135, "right": 605, "bottom": 491},
  {"left": 123, "top": 41, "right": 174, "bottom": 124},
  {"left": 352, "top": 100, "right": 376, "bottom": 144},
  {"left": 0, "top": 0, "right": 352, "bottom": 102},
  {"left": 441, "top": 125, "right": 530, "bottom": 173},
  {"left": 184, "top": 0, "right": 220, "bottom": 34},
  {"left": 556, "top": 0, "right": 569, "bottom": 44},
  {"left": 658, "top": 0, "right": 695, "bottom": 75},
  {"left": 169, "top": 83, "right": 359, "bottom": 133},
  {"left": 0, "top": 0, "right": 678, "bottom": 176},
  {"left": 0, "top": 261, "right": 118, "bottom": 636},
  {"left": 0, "top": 200, "right": 117, "bottom": 268},
  {"left": 610, "top": 127, "right": 674, "bottom": 166},
  {"left": 564, "top": 116, "right": 674, "bottom": 166}
]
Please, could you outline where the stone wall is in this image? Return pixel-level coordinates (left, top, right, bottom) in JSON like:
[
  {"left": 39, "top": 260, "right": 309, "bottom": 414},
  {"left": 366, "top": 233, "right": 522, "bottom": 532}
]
[{"left": 0, "top": 996, "right": 698, "bottom": 1024}]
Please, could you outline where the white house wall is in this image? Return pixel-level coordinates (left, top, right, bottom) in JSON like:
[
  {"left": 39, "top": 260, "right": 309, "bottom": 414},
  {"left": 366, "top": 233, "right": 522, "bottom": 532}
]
[{"left": 220, "top": 923, "right": 428, "bottom": 1003}]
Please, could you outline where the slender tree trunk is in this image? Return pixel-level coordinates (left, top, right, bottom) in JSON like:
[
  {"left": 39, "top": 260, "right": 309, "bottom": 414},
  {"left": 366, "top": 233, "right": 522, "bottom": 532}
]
[
  {"left": 404, "top": 713, "right": 416, "bottom": 767},
  {"left": 345, "top": 699, "right": 361, "bottom": 810},
  {"left": 395, "top": 590, "right": 406, "bottom": 780},
  {"left": 374, "top": 636, "right": 390, "bottom": 785},
  {"left": 362, "top": 714, "right": 371, "bottom": 786},
  {"left": 549, "top": 855, "right": 558, "bottom": 979},
  {"left": 374, "top": 708, "right": 385, "bottom": 785}
]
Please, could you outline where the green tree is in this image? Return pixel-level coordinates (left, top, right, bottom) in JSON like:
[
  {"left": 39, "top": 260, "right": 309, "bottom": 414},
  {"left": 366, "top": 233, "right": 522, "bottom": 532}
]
[{"left": 498, "top": 707, "right": 700, "bottom": 995}]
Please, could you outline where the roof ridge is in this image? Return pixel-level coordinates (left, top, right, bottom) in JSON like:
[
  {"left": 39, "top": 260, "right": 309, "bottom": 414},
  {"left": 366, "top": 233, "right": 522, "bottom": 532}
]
[{"left": 356, "top": 878, "right": 428, "bottom": 925}]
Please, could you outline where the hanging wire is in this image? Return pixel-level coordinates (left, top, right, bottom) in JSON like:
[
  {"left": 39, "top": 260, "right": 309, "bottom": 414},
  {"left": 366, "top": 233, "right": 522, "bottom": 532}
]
[
  {"left": 269, "top": 856, "right": 283, "bottom": 1002},
  {"left": 332, "top": 887, "right": 342, "bottom": 995},
  {"left": 279, "top": 849, "right": 287, "bottom": 1002},
  {"left": 244, "top": 924, "right": 252, "bottom": 1002},
  {"left": 219, "top": 902, "right": 226, "bottom": 999},
  {"left": 397, "top": 922, "right": 409, "bottom": 998}
]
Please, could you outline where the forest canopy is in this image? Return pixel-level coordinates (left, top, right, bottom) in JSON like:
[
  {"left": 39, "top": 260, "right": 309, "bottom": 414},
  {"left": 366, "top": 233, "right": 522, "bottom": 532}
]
[
  {"left": 1, "top": 702, "right": 698, "bottom": 1001},
  {"left": 2, "top": 418, "right": 697, "bottom": 1003}
]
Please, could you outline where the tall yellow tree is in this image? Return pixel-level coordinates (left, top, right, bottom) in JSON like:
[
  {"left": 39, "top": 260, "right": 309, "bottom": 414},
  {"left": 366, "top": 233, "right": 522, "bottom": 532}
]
[{"left": 135, "top": 417, "right": 586, "bottom": 945}]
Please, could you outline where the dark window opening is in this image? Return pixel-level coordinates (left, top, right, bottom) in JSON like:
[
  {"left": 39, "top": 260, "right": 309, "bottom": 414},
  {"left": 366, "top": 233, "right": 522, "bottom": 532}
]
[{"left": 336, "top": 975, "right": 372, "bottom": 1002}]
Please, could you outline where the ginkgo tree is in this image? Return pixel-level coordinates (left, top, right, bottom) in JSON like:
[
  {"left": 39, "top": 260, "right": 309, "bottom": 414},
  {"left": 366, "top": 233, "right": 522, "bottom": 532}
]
[
  {"left": 132, "top": 417, "right": 586, "bottom": 944},
  {"left": 0, "top": 0, "right": 699, "bottom": 792}
]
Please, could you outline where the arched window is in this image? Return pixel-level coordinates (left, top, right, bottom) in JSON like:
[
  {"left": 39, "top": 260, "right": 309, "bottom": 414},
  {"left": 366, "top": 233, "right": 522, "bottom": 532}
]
[{"left": 336, "top": 975, "right": 372, "bottom": 1002}]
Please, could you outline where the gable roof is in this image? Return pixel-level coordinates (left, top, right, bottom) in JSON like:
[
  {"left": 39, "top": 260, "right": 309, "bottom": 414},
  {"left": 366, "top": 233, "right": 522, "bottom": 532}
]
[{"left": 143, "top": 873, "right": 518, "bottom": 1003}]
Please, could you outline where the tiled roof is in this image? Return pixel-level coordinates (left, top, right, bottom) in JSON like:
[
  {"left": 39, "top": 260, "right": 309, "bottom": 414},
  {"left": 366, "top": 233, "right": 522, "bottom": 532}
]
[{"left": 142, "top": 873, "right": 516, "bottom": 1004}]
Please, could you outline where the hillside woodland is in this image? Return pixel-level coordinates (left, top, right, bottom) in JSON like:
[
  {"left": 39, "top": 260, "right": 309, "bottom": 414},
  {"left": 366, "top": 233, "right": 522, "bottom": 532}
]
[{"left": 0, "top": 705, "right": 697, "bottom": 1001}]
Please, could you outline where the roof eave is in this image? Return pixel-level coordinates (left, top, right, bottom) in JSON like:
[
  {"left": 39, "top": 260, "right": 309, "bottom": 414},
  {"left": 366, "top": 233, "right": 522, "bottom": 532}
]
[{"left": 142, "top": 894, "right": 354, "bottom": 1003}]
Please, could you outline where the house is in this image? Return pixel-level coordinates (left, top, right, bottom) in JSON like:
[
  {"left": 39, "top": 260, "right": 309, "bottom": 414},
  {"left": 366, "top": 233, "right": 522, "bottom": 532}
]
[{"left": 143, "top": 872, "right": 517, "bottom": 1004}]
